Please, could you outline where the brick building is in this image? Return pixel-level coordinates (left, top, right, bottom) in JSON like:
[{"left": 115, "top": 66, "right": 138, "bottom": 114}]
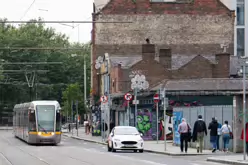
[{"left": 91, "top": 0, "right": 234, "bottom": 101}]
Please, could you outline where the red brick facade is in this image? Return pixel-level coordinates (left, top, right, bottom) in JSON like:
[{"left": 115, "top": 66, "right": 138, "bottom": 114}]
[{"left": 91, "top": 0, "right": 234, "bottom": 101}]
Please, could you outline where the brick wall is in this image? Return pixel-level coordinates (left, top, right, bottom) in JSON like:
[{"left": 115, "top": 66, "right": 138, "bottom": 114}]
[{"left": 91, "top": 0, "right": 234, "bottom": 98}]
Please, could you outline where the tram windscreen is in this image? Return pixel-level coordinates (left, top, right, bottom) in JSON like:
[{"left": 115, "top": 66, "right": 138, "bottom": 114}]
[{"left": 36, "top": 105, "right": 55, "bottom": 132}]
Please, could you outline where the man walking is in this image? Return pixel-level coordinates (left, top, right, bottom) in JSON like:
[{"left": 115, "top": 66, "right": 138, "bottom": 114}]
[
  {"left": 208, "top": 117, "right": 219, "bottom": 153},
  {"left": 192, "top": 115, "right": 207, "bottom": 153},
  {"left": 178, "top": 118, "right": 191, "bottom": 153},
  {"left": 217, "top": 119, "right": 222, "bottom": 151}
]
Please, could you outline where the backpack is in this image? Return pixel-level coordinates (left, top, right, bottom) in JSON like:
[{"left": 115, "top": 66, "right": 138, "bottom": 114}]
[{"left": 197, "top": 120, "right": 205, "bottom": 132}]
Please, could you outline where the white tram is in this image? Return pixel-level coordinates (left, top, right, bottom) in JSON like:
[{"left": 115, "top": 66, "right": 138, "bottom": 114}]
[{"left": 13, "top": 100, "right": 62, "bottom": 144}]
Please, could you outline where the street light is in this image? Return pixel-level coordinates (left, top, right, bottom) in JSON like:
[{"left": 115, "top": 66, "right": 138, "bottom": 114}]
[
  {"left": 131, "top": 74, "right": 149, "bottom": 128},
  {"left": 238, "top": 60, "right": 248, "bottom": 160}
]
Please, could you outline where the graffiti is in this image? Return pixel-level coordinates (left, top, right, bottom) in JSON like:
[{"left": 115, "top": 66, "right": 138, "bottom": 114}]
[
  {"left": 129, "top": 70, "right": 143, "bottom": 78},
  {"left": 169, "top": 100, "right": 203, "bottom": 107},
  {"left": 159, "top": 113, "right": 173, "bottom": 140},
  {"left": 236, "top": 108, "right": 248, "bottom": 124},
  {"left": 137, "top": 109, "right": 152, "bottom": 140}
]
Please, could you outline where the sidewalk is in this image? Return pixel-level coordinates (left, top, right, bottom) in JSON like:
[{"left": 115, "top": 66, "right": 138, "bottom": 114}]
[
  {"left": 63, "top": 127, "right": 215, "bottom": 156},
  {"left": 207, "top": 155, "right": 248, "bottom": 165}
]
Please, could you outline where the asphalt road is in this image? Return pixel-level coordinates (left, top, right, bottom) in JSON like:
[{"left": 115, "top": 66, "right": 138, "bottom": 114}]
[{"left": 0, "top": 130, "right": 228, "bottom": 165}]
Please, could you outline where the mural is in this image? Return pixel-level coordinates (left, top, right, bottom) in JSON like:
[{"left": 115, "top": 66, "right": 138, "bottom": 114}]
[
  {"left": 159, "top": 112, "right": 173, "bottom": 140},
  {"left": 173, "top": 111, "right": 183, "bottom": 145},
  {"left": 137, "top": 109, "right": 152, "bottom": 140}
]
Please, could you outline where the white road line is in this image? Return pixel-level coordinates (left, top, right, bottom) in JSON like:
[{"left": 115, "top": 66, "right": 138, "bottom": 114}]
[{"left": 82, "top": 148, "right": 167, "bottom": 165}]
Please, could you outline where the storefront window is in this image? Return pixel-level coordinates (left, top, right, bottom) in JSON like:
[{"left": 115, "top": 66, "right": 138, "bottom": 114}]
[
  {"left": 237, "top": 28, "right": 245, "bottom": 57},
  {"left": 237, "top": 0, "right": 245, "bottom": 25}
]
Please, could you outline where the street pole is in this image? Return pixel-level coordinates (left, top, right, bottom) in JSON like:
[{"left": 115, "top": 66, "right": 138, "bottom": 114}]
[
  {"left": 163, "top": 88, "right": 167, "bottom": 151},
  {"left": 71, "top": 100, "right": 73, "bottom": 135},
  {"left": 76, "top": 100, "right": 79, "bottom": 136},
  {"left": 135, "top": 88, "right": 138, "bottom": 128},
  {"left": 243, "top": 64, "right": 246, "bottom": 160},
  {"left": 127, "top": 101, "right": 130, "bottom": 126},
  {"left": 156, "top": 101, "right": 159, "bottom": 144},
  {"left": 84, "top": 54, "right": 87, "bottom": 120}
]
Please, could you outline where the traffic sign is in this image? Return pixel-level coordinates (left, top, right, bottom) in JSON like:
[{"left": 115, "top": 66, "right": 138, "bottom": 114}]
[
  {"left": 100, "top": 95, "right": 108, "bottom": 103},
  {"left": 124, "top": 93, "right": 133, "bottom": 101},
  {"left": 153, "top": 93, "right": 160, "bottom": 103}
]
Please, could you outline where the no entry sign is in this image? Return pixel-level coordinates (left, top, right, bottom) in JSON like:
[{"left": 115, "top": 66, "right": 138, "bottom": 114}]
[{"left": 153, "top": 93, "right": 159, "bottom": 103}]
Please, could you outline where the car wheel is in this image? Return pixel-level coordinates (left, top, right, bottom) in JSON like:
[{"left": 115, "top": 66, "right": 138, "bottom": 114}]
[
  {"left": 139, "top": 149, "right": 143, "bottom": 153},
  {"left": 134, "top": 150, "right": 137, "bottom": 153},
  {"left": 107, "top": 143, "right": 111, "bottom": 152},
  {"left": 111, "top": 142, "right": 116, "bottom": 152}
]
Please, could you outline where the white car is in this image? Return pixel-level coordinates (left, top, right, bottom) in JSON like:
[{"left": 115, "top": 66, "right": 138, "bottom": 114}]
[{"left": 107, "top": 126, "right": 144, "bottom": 153}]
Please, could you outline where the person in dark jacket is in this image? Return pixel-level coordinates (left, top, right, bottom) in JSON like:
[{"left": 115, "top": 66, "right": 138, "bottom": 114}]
[
  {"left": 208, "top": 117, "right": 219, "bottom": 153},
  {"left": 192, "top": 115, "right": 207, "bottom": 153}
]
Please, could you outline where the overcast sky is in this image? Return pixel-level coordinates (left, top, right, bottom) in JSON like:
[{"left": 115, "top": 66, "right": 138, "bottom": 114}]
[{"left": 0, "top": 0, "right": 93, "bottom": 43}]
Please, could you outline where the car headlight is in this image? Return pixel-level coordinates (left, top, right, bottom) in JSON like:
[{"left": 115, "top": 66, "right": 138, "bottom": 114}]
[
  {"left": 138, "top": 139, "right": 144, "bottom": 142},
  {"left": 113, "top": 139, "right": 120, "bottom": 141}
]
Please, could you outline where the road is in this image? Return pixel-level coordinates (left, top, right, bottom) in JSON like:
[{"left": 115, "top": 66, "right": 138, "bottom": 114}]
[{"left": 0, "top": 130, "right": 228, "bottom": 165}]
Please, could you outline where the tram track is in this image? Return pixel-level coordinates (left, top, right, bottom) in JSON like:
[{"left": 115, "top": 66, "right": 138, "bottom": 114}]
[
  {"left": 0, "top": 135, "right": 51, "bottom": 165},
  {"left": 0, "top": 134, "right": 93, "bottom": 165},
  {"left": 0, "top": 151, "right": 13, "bottom": 165}
]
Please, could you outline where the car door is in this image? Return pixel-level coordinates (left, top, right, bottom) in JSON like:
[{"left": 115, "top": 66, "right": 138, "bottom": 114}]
[{"left": 108, "top": 128, "right": 115, "bottom": 147}]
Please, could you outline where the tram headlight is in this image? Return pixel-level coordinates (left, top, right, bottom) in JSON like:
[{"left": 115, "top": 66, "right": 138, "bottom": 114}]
[
  {"left": 51, "top": 132, "right": 55, "bottom": 135},
  {"left": 38, "top": 132, "right": 42, "bottom": 135}
]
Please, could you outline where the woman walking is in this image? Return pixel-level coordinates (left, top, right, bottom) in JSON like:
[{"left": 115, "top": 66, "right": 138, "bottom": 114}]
[
  {"left": 241, "top": 122, "right": 248, "bottom": 155},
  {"left": 178, "top": 118, "right": 191, "bottom": 153},
  {"left": 221, "top": 120, "right": 232, "bottom": 152}
]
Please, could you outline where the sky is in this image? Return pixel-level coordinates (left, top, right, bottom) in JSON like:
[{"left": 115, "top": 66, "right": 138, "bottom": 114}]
[{"left": 0, "top": 0, "right": 93, "bottom": 43}]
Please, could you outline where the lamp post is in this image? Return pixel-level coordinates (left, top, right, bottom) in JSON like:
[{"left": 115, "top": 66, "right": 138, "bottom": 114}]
[
  {"left": 239, "top": 60, "right": 248, "bottom": 160},
  {"left": 131, "top": 74, "right": 149, "bottom": 128}
]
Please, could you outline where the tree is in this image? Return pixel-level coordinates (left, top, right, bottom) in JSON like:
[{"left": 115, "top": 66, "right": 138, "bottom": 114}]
[
  {"left": 62, "top": 83, "right": 85, "bottom": 121},
  {"left": 0, "top": 18, "right": 91, "bottom": 119}
]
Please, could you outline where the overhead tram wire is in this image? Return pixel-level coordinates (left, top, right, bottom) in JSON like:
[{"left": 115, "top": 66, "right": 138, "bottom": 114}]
[
  {"left": 0, "top": 20, "right": 132, "bottom": 24},
  {"left": 0, "top": 47, "right": 93, "bottom": 50},
  {"left": 20, "top": 0, "right": 37, "bottom": 20}
]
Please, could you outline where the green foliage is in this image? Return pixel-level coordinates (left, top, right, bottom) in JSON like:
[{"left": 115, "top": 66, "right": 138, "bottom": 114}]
[{"left": 0, "top": 18, "right": 91, "bottom": 118}]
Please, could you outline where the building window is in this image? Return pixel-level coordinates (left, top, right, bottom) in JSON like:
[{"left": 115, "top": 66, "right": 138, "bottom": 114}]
[
  {"left": 237, "top": 28, "right": 245, "bottom": 57},
  {"left": 237, "top": 0, "right": 245, "bottom": 25}
]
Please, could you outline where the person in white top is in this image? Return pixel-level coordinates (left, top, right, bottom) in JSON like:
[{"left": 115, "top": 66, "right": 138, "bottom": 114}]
[{"left": 221, "top": 120, "right": 232, "bottom": 152}]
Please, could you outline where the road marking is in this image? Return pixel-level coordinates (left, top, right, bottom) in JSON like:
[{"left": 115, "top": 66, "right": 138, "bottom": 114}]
[{"left": 82, "top": 148, "right": 167, "bottom": 165}]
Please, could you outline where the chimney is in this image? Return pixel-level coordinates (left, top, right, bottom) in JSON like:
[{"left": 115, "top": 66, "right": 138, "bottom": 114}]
[
  {"left": 213, "top": 53, "right": 230, "bottom": 78},
  {"left": 142, "top": 44, "right": 155, "bottom": 61},
  {"left": 159, "top": 49, "right": 172, "bottom": 69}
]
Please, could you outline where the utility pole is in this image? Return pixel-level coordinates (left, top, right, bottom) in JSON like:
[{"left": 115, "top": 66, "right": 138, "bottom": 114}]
[{"left": 76, "top": 100, "right": 79, "bottom": 136}]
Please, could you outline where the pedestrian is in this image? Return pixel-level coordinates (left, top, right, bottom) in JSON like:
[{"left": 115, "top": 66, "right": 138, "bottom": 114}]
[
  {"left": 221, "top": 120, "right": 232, "bottom": 152},
  {"left": 241, "top": 122, "right": 248, "bottom": 155},
  {"left": 178, "top": 118, "right": 191, "bottom": 153},
  {"left": 192, "top": 115, "right": 207, "bottom": 153},
  {"left": 208, "top": 117, "right": 218, "bottom": 153},
  {"left": 217, "top": 120, "right": 222, "bottom": 151}
]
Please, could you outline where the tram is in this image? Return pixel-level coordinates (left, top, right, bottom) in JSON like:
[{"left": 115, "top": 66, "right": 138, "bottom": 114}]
[{"left": 13, "top": 100, "right": 62, "bottom": 145}]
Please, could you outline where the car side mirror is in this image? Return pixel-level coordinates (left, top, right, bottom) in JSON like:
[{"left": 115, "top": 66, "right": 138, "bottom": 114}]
[
  {"left": 110, "top": 133, "right": 114, "bottom": 137},
  {"left": 140, "top": 133, "right": 143, "bottom": 137}
]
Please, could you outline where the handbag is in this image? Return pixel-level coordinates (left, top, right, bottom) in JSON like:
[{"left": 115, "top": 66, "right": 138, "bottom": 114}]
[
  {"left": 187, "top": 124, "right": 192, "bottom": 142},
  {"left": 227, "top": 125, "right": 233, "bottom": 139}
]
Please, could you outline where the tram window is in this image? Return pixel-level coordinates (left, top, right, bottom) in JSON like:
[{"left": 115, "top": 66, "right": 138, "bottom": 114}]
[
  {"left": 56, "top": 110, "right": 61, "bottom": 131},
  {"left": 29, "top": 110, "right": 37, "bottom": 131}
]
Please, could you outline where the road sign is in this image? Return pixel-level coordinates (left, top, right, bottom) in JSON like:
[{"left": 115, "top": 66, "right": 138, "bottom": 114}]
[
  {"left": 154, "top": 93, "right": 160, "bottom": 103},
  {"left": 100, "top": 95, "right": 108, "bottom": 103},
  {"left": 124, "top": 93, "right": 133, "bottom": 101}
]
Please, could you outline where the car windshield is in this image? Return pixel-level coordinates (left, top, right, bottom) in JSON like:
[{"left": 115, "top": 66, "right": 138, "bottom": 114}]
[{"left": 114, "top": 127, "right": 139, "bottom": 135}]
